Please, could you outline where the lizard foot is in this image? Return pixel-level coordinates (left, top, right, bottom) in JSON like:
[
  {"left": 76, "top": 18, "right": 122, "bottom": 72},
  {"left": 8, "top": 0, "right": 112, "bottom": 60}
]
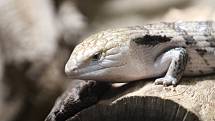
[{"left": 154, "top": 76, "right": 178, "bottom": 86}]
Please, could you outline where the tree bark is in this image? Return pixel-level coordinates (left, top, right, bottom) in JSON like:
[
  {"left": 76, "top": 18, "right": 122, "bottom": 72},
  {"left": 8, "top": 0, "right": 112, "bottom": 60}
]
[{"left": 68, "top": 75, "right": 215, "bottom": 121}]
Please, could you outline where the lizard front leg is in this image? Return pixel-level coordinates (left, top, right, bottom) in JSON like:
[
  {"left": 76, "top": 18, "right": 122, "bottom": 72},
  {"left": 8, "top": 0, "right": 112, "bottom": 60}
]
[{"left": 154, "top": 47, "right": 188, "bottom": 86}]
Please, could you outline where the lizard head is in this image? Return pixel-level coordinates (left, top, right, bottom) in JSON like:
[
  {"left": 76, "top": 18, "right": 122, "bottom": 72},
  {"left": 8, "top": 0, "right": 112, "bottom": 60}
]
[{"left": 65, "top": 29, "right": 133, "bottom": 81}]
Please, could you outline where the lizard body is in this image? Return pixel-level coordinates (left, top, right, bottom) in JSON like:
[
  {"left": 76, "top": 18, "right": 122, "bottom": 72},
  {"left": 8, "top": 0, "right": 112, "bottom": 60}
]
[{"left": 65, "top": 21, "right": 215, "bottom": 86}]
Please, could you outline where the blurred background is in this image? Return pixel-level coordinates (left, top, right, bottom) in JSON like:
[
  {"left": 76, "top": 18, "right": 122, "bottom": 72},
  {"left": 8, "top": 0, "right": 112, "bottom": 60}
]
[{"left": 0, "top": 0, "right": 214, "bottom": 121}]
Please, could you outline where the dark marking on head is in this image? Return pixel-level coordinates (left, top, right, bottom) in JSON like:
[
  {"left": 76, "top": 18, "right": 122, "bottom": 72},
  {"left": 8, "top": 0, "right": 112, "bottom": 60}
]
[
  {"left": 183, "top": 35, "right": 196, "bottom": 45},
  {"left": 195, "top": 49, "right": 207, "bottom": 56},
  {"left": 133, "top": 35, "right": 172, "bottom": 46}
]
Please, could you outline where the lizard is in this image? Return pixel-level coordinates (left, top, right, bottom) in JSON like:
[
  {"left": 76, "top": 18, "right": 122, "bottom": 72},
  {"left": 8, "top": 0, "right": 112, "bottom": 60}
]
[
  {"left": 65, "top": 21, "right": 215, "bottom": 86},
  {"left": 45, "top": 21, "right": 215, "bottom": 121}
]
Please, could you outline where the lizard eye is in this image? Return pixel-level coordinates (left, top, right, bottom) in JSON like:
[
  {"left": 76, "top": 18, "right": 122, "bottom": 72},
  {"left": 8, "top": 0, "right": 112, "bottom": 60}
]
[{"left": 91, "top": 52, "right": 102, "bottom": 61}]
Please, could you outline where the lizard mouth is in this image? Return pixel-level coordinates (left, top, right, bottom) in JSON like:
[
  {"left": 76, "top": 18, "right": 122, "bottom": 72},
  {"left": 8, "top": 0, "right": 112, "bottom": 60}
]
[
  {"left": 66, "top": 66, "right": 106, "bottom": 80},
  {"left": 65, "top": 62, "right": 106, "bottom": 79},
  {"left": 65, "top": 61, "right": 126, "bottom": 81}
]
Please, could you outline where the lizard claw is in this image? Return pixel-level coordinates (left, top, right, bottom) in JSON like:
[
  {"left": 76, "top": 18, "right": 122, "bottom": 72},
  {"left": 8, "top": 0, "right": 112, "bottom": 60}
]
[{"left": 154, "top": 76, "right": 178, "bottom": 86}]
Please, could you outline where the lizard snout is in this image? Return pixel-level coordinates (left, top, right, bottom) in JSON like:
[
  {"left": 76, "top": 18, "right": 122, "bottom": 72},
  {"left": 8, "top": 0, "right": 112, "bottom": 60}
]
[{"left": 65, "top": 63, "right": 78, "bottom": 77}]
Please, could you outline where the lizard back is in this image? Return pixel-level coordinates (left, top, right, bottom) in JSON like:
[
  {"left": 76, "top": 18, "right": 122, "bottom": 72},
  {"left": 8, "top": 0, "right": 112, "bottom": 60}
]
[{"left": 128, "top": 21, "right": 215, "bottom": 76}]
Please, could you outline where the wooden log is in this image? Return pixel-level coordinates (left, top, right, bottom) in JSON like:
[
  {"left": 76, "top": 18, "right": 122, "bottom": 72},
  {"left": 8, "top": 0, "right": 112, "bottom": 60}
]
[{"left": 68, "top": 75, "right": 215, "bottom": 121}]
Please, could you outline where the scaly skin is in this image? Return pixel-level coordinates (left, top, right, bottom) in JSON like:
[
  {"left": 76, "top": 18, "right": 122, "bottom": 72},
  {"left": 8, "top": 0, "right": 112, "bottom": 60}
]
[
  {"left": 46, "top": 21, "right": 215, "bottom": 121},
  {"left": 65, "top": 21, "right": 215, "bottom": 86}
]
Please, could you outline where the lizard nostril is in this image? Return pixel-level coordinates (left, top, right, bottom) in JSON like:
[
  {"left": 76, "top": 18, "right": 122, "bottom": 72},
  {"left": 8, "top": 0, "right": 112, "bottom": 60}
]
[
  {"left": 65, "top": 63, "right": 78, "bottom": 76},
  {"left": 72, "top": 67, "right": 77, "bottom": 72}
]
